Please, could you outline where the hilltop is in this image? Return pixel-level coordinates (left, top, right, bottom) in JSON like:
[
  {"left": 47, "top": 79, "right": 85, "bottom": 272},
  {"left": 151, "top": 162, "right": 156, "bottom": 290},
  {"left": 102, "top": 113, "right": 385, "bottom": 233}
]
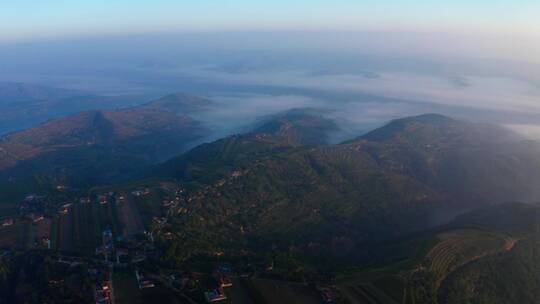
[
  {"left": 252, "top": 108, "right": 340, "bottom": 146},
  {"left": 141, "top": 93, "right": 213, "bottom": 114},
  {"left": 0, "top": 93, "right": 211, "bottom": 201},
  {"left": 156, "top": 108, "right": 341, "bottom": 181}
]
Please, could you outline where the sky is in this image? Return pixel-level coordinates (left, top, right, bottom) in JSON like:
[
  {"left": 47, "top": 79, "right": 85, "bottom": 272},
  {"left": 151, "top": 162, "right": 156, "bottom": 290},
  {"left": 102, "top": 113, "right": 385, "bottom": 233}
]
[
  {"left": 0, "top": 1, "right": 539, "bottom": 140},
  {"left": 1, "top": 0, "right": 539, "bottom": 41}
]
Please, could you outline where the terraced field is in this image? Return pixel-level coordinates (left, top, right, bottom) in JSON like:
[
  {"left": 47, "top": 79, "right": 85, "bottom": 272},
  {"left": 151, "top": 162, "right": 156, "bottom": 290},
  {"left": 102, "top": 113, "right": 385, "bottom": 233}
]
[
  {"left": 425, "top": 229, "right": 514, "bottom": 286},
  {"left": 399, "top": 228, "right": 518, "bottom": 304},
  {"left": 334, "top": 227, "right": 518, "bottom": 304}
]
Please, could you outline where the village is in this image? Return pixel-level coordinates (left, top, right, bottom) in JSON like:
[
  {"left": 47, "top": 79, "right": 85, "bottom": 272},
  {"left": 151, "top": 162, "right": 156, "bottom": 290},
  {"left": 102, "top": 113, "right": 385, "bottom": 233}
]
[{"left": 0, "top": 183, "right": 340, "bottom": 304}]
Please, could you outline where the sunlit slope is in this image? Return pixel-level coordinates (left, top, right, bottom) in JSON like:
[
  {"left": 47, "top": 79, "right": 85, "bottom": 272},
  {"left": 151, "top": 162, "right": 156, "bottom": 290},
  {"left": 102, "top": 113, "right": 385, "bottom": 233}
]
[
  {"left": 0, "top": 94, "right": 210, "bottom": 202},
  {"left": 155, "top": 114, "right": 540, "bottom": 258}
]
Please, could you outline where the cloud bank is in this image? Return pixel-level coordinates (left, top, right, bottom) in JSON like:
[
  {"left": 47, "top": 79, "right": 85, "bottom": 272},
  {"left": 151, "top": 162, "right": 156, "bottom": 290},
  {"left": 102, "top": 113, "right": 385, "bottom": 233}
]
[{"left": 1, "top": 31, "right": 539, "bottom": 140}]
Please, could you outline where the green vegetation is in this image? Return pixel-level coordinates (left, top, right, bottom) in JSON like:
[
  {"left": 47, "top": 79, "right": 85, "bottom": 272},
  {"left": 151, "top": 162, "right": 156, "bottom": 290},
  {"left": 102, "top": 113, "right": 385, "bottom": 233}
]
[
  {"left": 0, "top": 95, "right": 210, "bottom": 206},
  {"left": 3, "top": 112, "right": 540, "bottom": 303},
  {"left": 154, "top": 115, "right": 540, "bottom": 274},
  {"left": 439, "top": 237, "right": 540, "bottom": 304}
]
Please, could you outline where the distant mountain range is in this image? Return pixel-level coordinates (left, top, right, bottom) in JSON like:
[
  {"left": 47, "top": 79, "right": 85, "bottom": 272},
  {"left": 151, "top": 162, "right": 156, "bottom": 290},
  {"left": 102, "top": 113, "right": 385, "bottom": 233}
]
[
  {"left": 141, "top": 93, "right": 213, "bottom": 114},
  {"left": 0, "top": 82, "right": 150, "bottom": 135},
  {"left": 0, "top": 82, "right": 82, "bottom": 102}
]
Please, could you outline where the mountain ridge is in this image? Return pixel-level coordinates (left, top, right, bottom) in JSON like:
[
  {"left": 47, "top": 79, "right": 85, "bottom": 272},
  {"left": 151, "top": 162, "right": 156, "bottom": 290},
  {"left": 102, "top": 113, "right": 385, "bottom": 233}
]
[
  {"left": 150, "top": 113, "right": 540, "bottom": 266},
  {"left": 0, "top": 93, "right": 212, "bottom": 201}
]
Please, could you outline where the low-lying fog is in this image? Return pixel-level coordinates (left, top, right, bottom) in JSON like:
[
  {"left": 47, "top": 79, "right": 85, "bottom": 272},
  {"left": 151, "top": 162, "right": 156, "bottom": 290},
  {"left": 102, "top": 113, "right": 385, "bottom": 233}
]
[{"left": 1, "top": 31, "right": 539, "bottom": 141}]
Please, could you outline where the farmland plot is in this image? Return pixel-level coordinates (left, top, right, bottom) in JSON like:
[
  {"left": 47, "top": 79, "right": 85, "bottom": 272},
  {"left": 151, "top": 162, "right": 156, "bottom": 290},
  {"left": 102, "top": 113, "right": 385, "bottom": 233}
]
[{"left": 116, "top": 196, "right": 144, "bottom": 239}]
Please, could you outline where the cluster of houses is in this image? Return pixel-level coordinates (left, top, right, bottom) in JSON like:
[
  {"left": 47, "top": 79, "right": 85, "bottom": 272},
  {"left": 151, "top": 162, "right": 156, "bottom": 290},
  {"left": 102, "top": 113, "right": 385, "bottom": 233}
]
[
  {"left": 55, "top": 184, "right": 68, "bottom": 191},
  {"left": 3, "top": 190, "right": 127, "bottom": 235},
  {"left": 202, "top": 264, "right": 235, "bottom": 302},
  {"left": 88, "top": 266, "right": 112, "bottom": 304},
  {"left": 32, "top": 213, "right": 44, "bottom": 223},
  {"left": 39, "top": 236, "right": 51, "bottom": 249},
  {"left": 114, "top": 238, "right": 154, "bottom": 265},
  {"left": 95, "top": 229, "right": 114, "bottom": 260},
  {"left": 135, "top": 269, "right": 155, "bottom": 289},
  {"left": 204, "top": 275, "right": 233, "bottom": 302},
  {"left": 16, "top": 193, "right": 45, "bottom": 219},
  {"left": 204, "top": 288, "right": 227, "bottom": 303},
  {"left": 7, "top": 184, "right": 343, "bottom": 304},
  {"left": 58, "top": 202, "right": 73, "bottom": 215},
  {"left": 159, "top": 267, "right": 234, "bottom": 303},
  {"left": 97, "top": 195, "right": 109, "bottom": 205},
  {"left": 1, "top": 214, "right": 46, "bottom": 228},
  {"left": 2, "top": 200, "right": 45, "bottom": 228},
  {"left": 131, "top": 188, "right": 151, "bottom": 197},
  {"left": 95, "top": 283, "right": 112, "bottom": 304},
  {"left": 57, "top": 255, "right": 85, "bottom": 268},
  {"left": 318, "top": 286, "right": 338, "bottom": 303},
  {"left": 39, "top": 253, "right": 113, "bottom": 304},
  {"left": 162, "top": 196, "right": 179, "bottom": 208},
  {"left": 2, "top": 218, "right": 13, "bottom": 227}
]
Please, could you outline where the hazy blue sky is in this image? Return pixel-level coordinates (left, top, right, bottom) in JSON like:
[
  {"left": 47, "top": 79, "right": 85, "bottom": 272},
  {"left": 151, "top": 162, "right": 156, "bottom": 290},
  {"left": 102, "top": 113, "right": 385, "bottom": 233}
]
[
  {"left": 2, "top": 0, "right": 539, "bottom": 41},
  {"left": 1, "top": 1, "right": 539, "bottom": 138}
]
